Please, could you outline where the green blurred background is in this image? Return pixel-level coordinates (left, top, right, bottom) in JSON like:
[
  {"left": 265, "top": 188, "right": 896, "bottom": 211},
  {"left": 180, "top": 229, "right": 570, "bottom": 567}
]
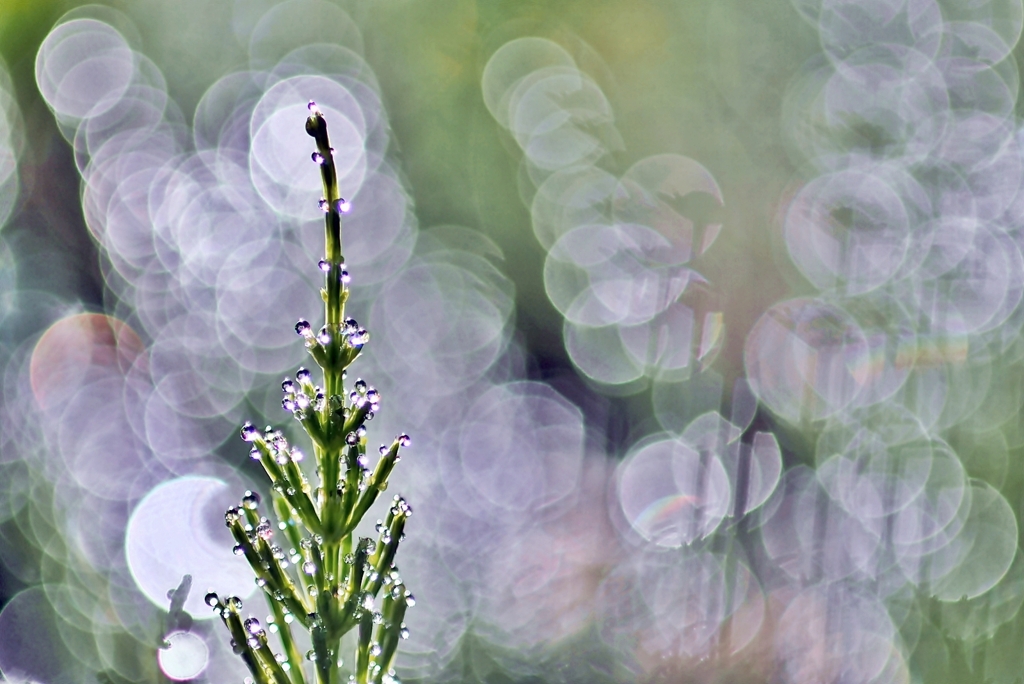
[{"left": 2, "top": 0, "right": 1024, "bottom": 683}]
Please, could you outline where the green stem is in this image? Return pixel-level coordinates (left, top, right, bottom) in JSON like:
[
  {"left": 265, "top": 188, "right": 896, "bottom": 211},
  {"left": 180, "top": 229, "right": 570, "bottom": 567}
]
[
  {"left": 267, "top": 596, "right": 307, "bottom": 684},
  {"left": 254, "top": 636, "right": 294, "bottom": 684},
  {"left": 372, "top": 593, "right": 407, "bottom": 684},
  {"left": 221, "top": 601, "right": 272, "bottom": 684},
  {"left": 306, "top": 104, "right": 345, "bottom": 385},
  {"left": 355, "top": 612, "right": 373, "bottom": 684},
  {"left": 254, "top": 440, "right": 324, "bottom": 537}
]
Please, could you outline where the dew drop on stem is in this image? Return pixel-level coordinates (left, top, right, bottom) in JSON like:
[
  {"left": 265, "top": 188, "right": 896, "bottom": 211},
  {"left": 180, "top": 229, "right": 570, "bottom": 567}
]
[
  {"left": 256, "top": 520, "right": 273, "bottom": 540},
  {"left": 242, "top": 491, "right": 260, "bottom": 509},
  {"left": 225, "top": 506, "right": 242, "bottom": 525},
  {"left": 240, "top": 422, "right": 259, "bottom": 442}
]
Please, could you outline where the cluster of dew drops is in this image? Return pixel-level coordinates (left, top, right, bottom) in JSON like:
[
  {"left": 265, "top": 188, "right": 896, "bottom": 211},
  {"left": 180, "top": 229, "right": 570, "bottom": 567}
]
[
  {"left": 294, "top": 316, "right": 369, "bottom": 353},
  {"left": 207, "top": 490, "right": 415, "bottom": 676},
  {"left": 240, "top": 423, "right": 306, "bottom": 472}
]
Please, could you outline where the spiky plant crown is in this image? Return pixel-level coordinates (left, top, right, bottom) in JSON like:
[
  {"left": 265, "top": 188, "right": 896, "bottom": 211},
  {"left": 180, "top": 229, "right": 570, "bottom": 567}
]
[{"left": 204, "top": 102, "right": 413, "bottom": 684}]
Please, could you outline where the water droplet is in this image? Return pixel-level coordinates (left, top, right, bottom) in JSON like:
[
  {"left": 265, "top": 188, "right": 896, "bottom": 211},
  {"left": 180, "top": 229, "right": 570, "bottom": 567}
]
[
  {"left": 379, "top": 445, "right": 388, "bottom": 456},
  {"left": 283, "top": 398, "right": 296, "bottom": 412},
  {"left": 303, "top": 561, "right": 317, "bottom": 575},
  {"left": 291, "top": 448, "right": 305, "bottom": 462},
  {"left": 354, "top": 379, "right": 367, "bottom": 394},
  {"left": 225, "top": 506, "right": 242, "bottom": 526},
  {"left": 398, "top": 434, "right": 411, "bottom": 448},
  {"left": 306, "top": 649, "right": 318, "bottom": 661},
  {"left": 319, "top": 198, "right": 329, "bottom": 212},
  {"left": 240, "top": 422, "right": 259, "bottom": 442},
  {"left": 247, "top": 635, "right": 261, "bottom": 649},
  {"left": 335, "top": 198, "right": 351, "bottom": 214},
  {"left": 319, "top": 259, "right": 331, "bottom": 272},
  {"left": 356, "top": 426, "right": 367, "bottom": 438},
  {"left": 233, "top": 544, "right": 245, "bottom": 556},
  {"left": 405, "top": 593, "right": 415, "bottom": 606},
  {"left": 204, "top": 591, "right": 219, "bottom": 607},
  {"left": 242, "top": 491, "right": 260, "bottom": 510},
  {"left": 370, "top": 642, "right": 382, "bottom": 656},
  {"left": 255, "top": 577, "right": 267, "bottom": 587},
  {"left": 296, "top": 367, "right": 311, "bottom": 383},
  {"left": 295, "top": 320, "right": 312, "bottom": 338},
  {"left": 349, "top": 329, "right": 369, "bottom": 346},
  {"left": 317, "top": 327, "right": 331, "bottom": 345},
  {"left": 311, "top": 152, "right": 324, "bottom": 164},
  {"left": 282, "top": 379, "right": 295, "bottom": 393},
  {"left": 256, "top": 520, "right": 273, "bottom": 540},
  {"left": 340, "top": 269, "right": 351, "bottom": 284},
  {"left": 346, "top": 432, "right": 359, "bottom": 446},
  {"left": 308, "top": 101, "right": 319, "bottom": 113}
]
